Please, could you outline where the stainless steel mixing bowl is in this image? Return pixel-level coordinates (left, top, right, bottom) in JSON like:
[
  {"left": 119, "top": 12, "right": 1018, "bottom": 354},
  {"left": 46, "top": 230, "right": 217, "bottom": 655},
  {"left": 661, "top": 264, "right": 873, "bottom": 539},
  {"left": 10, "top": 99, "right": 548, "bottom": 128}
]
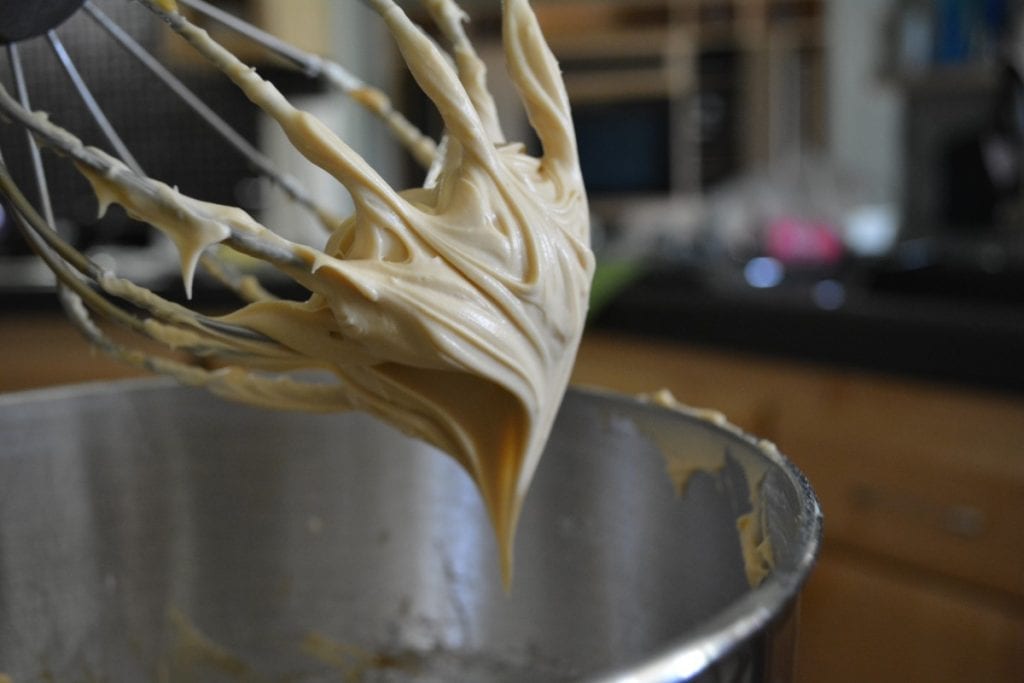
[{"left": 0, "top": 379, "right": 820, "bottom": 682}]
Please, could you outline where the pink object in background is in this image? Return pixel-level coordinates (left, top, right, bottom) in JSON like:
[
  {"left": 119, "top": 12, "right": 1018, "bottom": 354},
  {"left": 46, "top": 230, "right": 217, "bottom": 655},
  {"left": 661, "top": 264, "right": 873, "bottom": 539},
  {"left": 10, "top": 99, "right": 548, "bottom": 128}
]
[{"left": 765, "top": 216, "right": 845, "bottom": 264}]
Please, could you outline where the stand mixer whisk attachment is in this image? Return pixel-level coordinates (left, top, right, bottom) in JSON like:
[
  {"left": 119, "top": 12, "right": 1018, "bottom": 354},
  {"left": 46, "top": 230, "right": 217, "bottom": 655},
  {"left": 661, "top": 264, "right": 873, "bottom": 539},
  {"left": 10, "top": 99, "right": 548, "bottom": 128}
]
[
  {"left": 0, "top": 0, "right": 592, "bottom": 564},
  {"left": 0, "top": 0, "right": 440, "bottom": 378}
]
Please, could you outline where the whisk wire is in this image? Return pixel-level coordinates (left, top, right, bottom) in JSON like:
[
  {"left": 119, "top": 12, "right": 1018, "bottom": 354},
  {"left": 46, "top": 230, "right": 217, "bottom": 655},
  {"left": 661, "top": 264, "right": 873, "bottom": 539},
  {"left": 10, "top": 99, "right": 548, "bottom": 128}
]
[
  {"left": 47, "top": 29, "right": 144, "bottom": 175},
  {"left": 0, "top": 75, "right": 312, "bottom": 269},
  {"left": 0, "top": 0, "right": 521, "bottom": 388},
  {"left": 176, "top": 0, "right": 322, "bottom": 78},
  {"left": 82, "top": 0, "right": 335, "bottom": 227},
  {"left": 0, "top": 45, "right": 295, "bottom": 352},
  {"left": 423, "top": 0, "right": 504, "bottom": 144},
  {"left": 1, "top": 54, "right": 96, "bottom": 347},
  {"left": 0, "top": 156, "right": 286, "bottom": 354},
  {"left": 7, "top": 43, "right": 56, "bottom": 228},
  {"left": 0, "top": 158, "right": 145, "bottom": 331},
  {"left": 171, "top": 0, "right": 437, "bottom": 168}
]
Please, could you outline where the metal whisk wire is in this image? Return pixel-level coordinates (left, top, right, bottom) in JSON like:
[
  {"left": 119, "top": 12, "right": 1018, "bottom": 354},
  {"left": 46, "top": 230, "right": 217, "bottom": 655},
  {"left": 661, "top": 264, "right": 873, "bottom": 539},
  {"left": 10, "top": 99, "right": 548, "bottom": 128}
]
[
  {"left": 48, "top": 26, "right": 144, "bottom": 174},
  {"left": 0, "top": 0, "right": 443, "bottom": 383}
]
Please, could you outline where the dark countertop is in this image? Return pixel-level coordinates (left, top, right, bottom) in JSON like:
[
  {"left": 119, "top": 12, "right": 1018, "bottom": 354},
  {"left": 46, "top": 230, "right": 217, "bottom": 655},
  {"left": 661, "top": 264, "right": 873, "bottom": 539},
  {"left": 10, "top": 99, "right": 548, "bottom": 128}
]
[{"left": 590, "top": 260, "right": 1024, "bottom": 395}]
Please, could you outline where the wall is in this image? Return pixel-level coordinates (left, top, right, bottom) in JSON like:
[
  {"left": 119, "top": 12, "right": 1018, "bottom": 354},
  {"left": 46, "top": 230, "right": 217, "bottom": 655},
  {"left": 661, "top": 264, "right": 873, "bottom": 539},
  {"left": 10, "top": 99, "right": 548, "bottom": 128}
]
[{"left": 826, "top": 0, "right": 903, "bottom": 204}]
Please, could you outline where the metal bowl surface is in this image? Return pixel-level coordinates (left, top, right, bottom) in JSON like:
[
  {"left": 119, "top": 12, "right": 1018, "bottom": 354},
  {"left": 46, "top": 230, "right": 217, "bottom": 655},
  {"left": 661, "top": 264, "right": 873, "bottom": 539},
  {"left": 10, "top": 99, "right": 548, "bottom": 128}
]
[{"left": 0, "top": 379, "right": 820, "bottom": 682}]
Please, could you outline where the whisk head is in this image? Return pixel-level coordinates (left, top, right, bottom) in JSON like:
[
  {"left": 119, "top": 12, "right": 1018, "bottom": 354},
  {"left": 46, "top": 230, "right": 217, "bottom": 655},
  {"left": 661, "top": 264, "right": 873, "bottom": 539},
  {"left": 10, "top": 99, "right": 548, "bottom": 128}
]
[
  {"left": 0, "top": 0, "right": 593, "bottom": 572},
  {"left": 0, "top": 0, "right": 446, "bottom": 375}
]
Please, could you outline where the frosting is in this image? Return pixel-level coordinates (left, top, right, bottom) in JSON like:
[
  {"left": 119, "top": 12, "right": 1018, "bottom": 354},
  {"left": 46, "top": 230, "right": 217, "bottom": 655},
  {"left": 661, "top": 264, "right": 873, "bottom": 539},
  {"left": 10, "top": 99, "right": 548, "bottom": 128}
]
[
  {"left": 71, "top": 0, "right": 593, "bottom": 584},
  {"left": 640, "top": 389, "right": 775, "bottom": 586}
]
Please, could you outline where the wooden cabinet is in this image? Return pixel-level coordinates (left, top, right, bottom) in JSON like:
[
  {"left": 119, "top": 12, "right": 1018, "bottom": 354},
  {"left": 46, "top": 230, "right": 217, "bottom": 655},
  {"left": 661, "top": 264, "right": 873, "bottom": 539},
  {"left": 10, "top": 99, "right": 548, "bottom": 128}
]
[
  {"left": 772, "top": 370, "right": 1024, "bottom": 600},
  {"left": 0, "top": 314, "right": 148, "bottom": 393},
  {"left": 0, "top": 313, "right": 189, "bottom": 393},
  {"left": 800, "top": 550, "right": 1024, "bottom": 682},
  {"left": 571, "top": 332, "right": 1024, "bottom": 683}
]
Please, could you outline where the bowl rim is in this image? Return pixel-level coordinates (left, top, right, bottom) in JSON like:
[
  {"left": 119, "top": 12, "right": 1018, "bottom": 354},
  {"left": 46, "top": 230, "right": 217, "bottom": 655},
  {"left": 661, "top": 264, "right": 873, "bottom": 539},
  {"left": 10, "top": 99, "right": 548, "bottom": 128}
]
[{"left": 574, "top": 387, "right": 823, "bottom": 683}]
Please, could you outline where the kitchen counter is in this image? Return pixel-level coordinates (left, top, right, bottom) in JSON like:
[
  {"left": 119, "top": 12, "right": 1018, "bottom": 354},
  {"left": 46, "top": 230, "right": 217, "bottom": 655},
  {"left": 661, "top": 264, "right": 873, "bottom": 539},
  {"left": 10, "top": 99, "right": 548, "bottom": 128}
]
[{"left": 591, "top": 258, "right": 1024, "bottom": 393}]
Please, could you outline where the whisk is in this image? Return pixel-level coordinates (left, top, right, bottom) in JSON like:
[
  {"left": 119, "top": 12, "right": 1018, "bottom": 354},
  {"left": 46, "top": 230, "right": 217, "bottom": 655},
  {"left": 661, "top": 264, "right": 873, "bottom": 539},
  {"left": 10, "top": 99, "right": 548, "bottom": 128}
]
[
  {"left": 0, "top": 0, "right": 592, "bottom": 558},
  {"left": 0, "top": 0, "right": 587, "bottom": 392},
  {"left": 1, "top": 0, "right": 437, "bottom": 377}
]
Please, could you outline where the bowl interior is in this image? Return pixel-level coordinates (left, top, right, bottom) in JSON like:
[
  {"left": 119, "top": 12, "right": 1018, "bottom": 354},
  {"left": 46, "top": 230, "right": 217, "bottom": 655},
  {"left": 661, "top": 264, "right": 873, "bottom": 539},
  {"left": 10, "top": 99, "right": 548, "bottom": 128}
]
[{"left": 0, "top": 380, "right": 819, "bottom": 682}]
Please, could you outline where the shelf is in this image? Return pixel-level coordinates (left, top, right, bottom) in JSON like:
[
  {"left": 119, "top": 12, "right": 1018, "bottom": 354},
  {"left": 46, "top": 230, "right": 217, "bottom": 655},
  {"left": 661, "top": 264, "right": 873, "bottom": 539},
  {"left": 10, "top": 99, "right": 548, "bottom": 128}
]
[
  {"left": 545, "top": 26, "right": 677, "bottom": 60},
  {"left": 893, "top": 64, "right": 999, "bottom": 94},
  {"left": 563, "top": 68, "right": 682, "bottom": 103}
]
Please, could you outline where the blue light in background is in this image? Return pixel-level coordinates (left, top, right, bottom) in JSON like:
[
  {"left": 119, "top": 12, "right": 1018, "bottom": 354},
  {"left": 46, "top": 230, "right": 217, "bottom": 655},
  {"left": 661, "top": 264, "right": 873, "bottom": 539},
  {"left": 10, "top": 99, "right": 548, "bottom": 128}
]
[
  {"left": 744, "top": 257, "right": 784, "bottom": 289},
  {"left": 812, "top": 279, "right": 846, "bottom": 310}
]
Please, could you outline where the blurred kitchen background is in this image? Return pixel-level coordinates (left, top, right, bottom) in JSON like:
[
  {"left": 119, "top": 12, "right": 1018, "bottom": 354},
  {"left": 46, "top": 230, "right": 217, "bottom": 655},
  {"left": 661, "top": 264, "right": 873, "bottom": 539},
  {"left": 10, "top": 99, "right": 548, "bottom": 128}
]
[{"left": 0, "top": 1, "right": 1022, "bottom": 681}]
